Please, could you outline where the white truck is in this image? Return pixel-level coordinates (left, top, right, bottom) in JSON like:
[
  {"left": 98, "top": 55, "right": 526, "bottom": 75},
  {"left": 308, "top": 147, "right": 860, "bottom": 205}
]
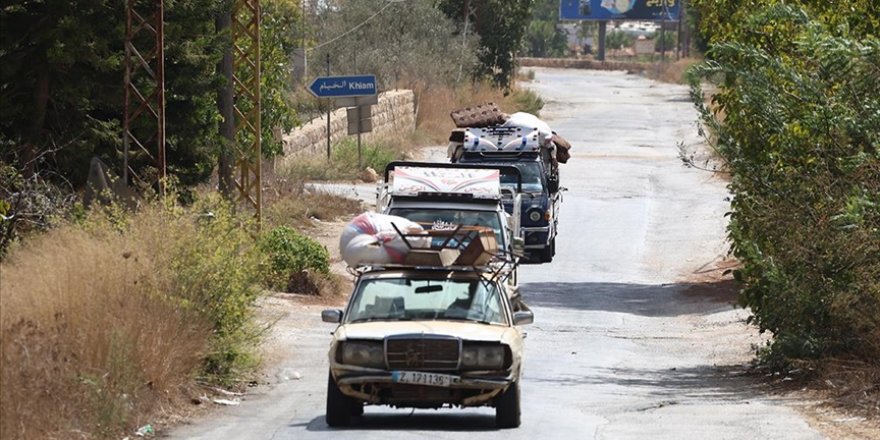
[{"left": 377, "top": 162, "right": 523, "bottom": 260}]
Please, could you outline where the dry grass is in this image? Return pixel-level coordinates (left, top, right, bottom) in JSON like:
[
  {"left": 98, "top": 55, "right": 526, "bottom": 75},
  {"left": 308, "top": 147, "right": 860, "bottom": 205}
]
[
  {"left": 647, "top": 57, "right": 702, "bottom": 84},
  {"left": 273, "top": 134, "right": 414, "bottom": 183},
  {"left": 816, "top": 360, "right": 880, "bottom": 418},
  {"left": 0, "top": 216, "right": 208, "bottom": 439},
  {"left": 0, "top": 196, "right": 264, "bottom": 439},
  {"left": 262, "top": 168, "right": 363, "bottom": 230},
  {"left": 414, "top": 82, "right": 545, "bottom": 144}
]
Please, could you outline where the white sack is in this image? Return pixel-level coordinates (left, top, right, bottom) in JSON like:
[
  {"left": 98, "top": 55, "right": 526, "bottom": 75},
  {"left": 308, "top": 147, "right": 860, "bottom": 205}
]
[{"left": 340, "top": 212, "right": 426, "bottom": 267}]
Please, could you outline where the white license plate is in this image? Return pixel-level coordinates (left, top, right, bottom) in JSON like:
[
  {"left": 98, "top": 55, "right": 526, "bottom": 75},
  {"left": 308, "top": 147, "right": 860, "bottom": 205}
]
[{"left": 391, "top": 371, "right": 458, "bottom": 387}]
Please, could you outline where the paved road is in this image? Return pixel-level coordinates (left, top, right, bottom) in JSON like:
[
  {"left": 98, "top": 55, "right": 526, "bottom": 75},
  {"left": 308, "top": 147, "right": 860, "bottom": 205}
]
[{"left": 168, "top": 68, "right": 824, "bottom": 439}]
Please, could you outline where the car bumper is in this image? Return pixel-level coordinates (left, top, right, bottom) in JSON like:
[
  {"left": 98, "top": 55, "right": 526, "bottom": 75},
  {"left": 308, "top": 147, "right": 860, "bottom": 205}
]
[
  {"left": 330, "top": 363, "right": 515, "bottom": 407},
  {"left": 522, "top": 226, "right": 551, "bottom": 249}
]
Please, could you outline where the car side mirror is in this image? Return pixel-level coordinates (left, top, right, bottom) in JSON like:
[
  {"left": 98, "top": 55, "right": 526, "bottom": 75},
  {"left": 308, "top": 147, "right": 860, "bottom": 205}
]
[
  {"left": 322, "top": 309, "right": 343, "bottom": 323},
  {"left": 513, "top": 310, "right": 534, "bottom": 326},
  {"left": 546, "top": 176, "right": 560, "bottom": 193}
]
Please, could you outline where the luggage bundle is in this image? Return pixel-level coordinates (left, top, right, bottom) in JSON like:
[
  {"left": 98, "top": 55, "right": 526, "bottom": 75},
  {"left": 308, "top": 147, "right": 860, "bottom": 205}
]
[
  {"left": 447, "top": 104, "right": 572, "bottom": 165},
  {"left": 340, "top": 212, "right": 500, "bottom": 268}
]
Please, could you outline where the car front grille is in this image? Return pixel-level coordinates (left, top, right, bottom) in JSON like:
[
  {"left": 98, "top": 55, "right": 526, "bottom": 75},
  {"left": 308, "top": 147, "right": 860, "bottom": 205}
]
[{"left": 385, "top": 336, "right": 460, "bottom": 371}]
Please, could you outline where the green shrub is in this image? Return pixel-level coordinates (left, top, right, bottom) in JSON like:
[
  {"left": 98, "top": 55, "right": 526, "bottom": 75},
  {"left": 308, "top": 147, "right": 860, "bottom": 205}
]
[
  {"left": 689, "top": 4, "right": 880, "bottom": 368},
  {"left": 606, "top": 30, "right": 635, "bottom": 50},
  {"left": 332, "top": 137, "right": 399, "bottom": 173},
  {"left": 156, "top": 195, "right": 264, "bottom": 380},
  {"left": 510, "top": 88, "right": 544, "bottom": 116},
  {"left": 259, "top": 226, "right": 330, "bottom": 291}
]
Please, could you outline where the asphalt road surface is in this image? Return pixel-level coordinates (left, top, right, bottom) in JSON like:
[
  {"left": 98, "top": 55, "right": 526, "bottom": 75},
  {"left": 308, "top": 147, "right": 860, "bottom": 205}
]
[{"left": 168, "top": 68, "right": 825, "bottom": 439}]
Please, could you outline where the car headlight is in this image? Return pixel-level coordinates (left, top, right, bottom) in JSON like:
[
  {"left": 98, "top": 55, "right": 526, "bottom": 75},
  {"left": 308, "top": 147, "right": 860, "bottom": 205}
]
[
  {"left": 528, "top": 209, "right": 542, "bottom": 222},
  {"left": 340, "top": 341, "right": 385, "bottom": 368},
  {"left": 461, "top": 344, "right": 507, "bottom": 370}
]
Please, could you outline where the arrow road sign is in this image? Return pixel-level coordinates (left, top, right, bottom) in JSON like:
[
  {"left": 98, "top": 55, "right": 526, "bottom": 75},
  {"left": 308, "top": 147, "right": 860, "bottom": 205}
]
[{"left": 308, "top": 75, "right": 377, "bottom": 99}]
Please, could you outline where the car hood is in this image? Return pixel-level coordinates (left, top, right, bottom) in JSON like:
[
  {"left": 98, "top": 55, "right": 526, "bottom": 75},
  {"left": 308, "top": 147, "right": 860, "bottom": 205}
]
[{"left": 337, "top": 320, "right": 517, "bottom": 343}]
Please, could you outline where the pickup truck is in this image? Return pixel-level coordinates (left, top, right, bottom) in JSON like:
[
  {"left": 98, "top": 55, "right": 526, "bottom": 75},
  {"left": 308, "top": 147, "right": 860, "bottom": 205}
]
[{"left": 449, "top": 122, "right": 562, "bottom": 263}]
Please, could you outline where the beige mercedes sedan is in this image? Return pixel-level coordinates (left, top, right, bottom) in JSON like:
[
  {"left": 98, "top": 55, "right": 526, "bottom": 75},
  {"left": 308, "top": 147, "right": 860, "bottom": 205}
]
[{"left": 321, "top": 268, "right": 533, "bottom": 429}]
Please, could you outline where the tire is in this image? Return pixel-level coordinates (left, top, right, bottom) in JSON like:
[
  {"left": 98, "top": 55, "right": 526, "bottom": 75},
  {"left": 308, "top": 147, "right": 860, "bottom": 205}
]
[
  {"left": 495, "top": 381, "right": 521, "bottom": 429},
  {"left": 326, "top": 372, "right": 353, "bottom": 427},
  {"left": 350, "top": 401, "right": 364, "bottom": 416}
]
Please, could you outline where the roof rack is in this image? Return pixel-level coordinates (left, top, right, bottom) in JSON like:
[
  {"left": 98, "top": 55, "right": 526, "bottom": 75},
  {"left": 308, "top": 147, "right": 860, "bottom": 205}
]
[{"left": 347, "top": 223, "right": 520, "bottom": 284}]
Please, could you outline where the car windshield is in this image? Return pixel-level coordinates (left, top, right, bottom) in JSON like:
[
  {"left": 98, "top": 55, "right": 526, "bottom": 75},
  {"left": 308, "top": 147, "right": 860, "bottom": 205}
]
[
  {"left": 347, "top": 277, "right": 506, "bottom": 325},
  {"left": 389, "top": 208, "right": 506, "bottom": 248},
  {"left": 495, "top": 162, "right": 544, "bottom": 193}
]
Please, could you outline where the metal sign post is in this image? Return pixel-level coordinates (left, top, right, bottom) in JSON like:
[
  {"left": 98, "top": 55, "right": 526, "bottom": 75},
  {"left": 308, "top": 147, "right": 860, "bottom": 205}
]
[
  {"left": 325, "top": 55, "right": 331, "bottom": 160},
  {"left": 346, "top": 105, "right": 374, "bottom": 168},
  {"left": 307, "top": 73, "right": 378, "bottom": 164}
]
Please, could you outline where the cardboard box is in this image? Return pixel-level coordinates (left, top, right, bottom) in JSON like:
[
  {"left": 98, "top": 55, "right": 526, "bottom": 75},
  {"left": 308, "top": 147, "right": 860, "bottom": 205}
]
[
  {"left": 403, "top": 249, "right": 461, "bottom": 267},
  {"left": 455, "top": 229, "right": 498, "bottom": 266}
]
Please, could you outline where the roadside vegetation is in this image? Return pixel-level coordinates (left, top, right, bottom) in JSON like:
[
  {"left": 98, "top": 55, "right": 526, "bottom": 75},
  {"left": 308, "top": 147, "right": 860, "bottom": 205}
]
[
  {"left": 1, "top": 1, "right": 538, "bottom": 438},
  {"left": 689, "top": 0, "right": 879, "bottom": 412},
  {"left": 0, "top": 195, "right": 263, "bottom": 438},
  {"left": 0, "top": 185, "right": 357, "bottom": 439}
]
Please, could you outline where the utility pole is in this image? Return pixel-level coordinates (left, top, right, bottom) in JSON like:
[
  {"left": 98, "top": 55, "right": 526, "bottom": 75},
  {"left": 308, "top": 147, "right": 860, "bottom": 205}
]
[
  {"left": 232, "top": 0, "right": 262, "bottom": 224},
  {"left": 123, "top": 0, "right": 166, "bottom": 195},
  {"left": 216, "top": 8, "right": 235, "bottom": 199},
  {"left": 326, "top": 53, "right": 331, "bottom": 161},
  {"left": 676, "top": 0, "right": 683, "bottom": 60},
  {"left": 597, "top": 21, "right": 606, "bottom": 62}
]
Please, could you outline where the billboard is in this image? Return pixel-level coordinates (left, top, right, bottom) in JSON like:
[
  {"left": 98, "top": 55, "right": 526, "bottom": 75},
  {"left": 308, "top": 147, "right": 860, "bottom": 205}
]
[{"left": 560, "top": 0, "right": 680, "bottom": 21}]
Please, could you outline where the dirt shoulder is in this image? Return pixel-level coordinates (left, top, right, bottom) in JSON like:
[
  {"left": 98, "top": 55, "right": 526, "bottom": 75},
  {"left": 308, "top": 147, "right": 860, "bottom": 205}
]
[{"left": 681, "top": 259, "right": 880, "bottom": 440}]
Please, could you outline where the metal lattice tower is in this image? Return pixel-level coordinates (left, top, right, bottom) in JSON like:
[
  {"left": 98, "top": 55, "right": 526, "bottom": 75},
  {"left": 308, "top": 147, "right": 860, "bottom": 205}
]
[
  {"left": 123, "top": 0, "right": 166, "bottom": 194},
  {"left": 232, "top": 0, "right": 262, "bottom": 222}
]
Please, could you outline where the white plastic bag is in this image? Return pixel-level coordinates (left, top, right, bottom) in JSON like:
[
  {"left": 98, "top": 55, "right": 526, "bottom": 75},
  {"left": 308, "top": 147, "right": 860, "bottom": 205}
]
[{"left": 339, "top": 213, "right": 426, "bottom": 267}]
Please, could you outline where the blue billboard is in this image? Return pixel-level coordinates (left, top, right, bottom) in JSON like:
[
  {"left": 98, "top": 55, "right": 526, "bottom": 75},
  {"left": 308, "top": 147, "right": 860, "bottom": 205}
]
[{"left": 560, "top": 0, "right": 680, "bottom": 21}]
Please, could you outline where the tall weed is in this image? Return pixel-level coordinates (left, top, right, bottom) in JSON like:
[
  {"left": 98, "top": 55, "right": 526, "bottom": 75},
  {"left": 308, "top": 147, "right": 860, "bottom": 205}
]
[{"left": 0, "top": 195, "right": 263, "bottom": 438}]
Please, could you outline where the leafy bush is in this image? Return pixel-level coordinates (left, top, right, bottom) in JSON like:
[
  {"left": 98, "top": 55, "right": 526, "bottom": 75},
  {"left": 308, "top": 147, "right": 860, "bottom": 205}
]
[
  {"left": 259, "top": 226, "right": 330, "bottom": 292},
  {"left": 689, "top": 4, "right": 880, "bottom": 368},
  {"left": 606, "top": 30, "right": 635, "bottom": 50},
  {"left": 332, "top": 137, "right": 399, "bottom": 173},
  {"left": 154, "top": 195, "right": 264, "bottom": 379},
  {"left": 510, "top": 88, "right": 545, "bottom": 116}
]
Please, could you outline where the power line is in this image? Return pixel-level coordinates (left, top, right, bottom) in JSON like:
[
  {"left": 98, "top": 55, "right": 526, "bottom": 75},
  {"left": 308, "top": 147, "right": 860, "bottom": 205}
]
[{"left": 307, "top": 0, "right": 405, "bottom": 53}]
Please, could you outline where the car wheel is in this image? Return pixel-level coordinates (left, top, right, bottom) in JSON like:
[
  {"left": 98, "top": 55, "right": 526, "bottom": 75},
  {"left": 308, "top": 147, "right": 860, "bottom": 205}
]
[
  {"left": 350, "top": 401, "right": 364, "bottom": 416},
  {"left": 326, "top": 372, "right": 353, "bottom": 427},
  {"left": 495, "top": 381, "right": 521, "bottom": 429}
]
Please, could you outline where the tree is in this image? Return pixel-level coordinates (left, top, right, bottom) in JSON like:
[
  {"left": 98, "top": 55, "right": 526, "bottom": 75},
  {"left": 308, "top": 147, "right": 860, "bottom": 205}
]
[
  {"left": 309, "top": 0, "right": 476, "bottom": 92},
  {"left": 0, "top": 0, "right": 302, "bottom": 188},
  {"left": 438, "top": 0, "right": 534, "bottom": 91},
  {"left": 524, "top": 0, "right": 568, "bottom": 57},
  {"left": 0, "top": 0, "right": 224, "bottom": 186},
  {"left": 688, "top": 3, "right": 880, "bottom": 366}
]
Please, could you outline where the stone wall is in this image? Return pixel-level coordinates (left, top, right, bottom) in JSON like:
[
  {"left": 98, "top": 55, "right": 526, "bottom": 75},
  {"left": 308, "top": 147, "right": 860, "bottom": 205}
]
[
  {"left": 281, "top": 89, "right": 415, "bottom": 157},
  {"left": 518, "top": 57, "right": 650, "bottom": 72}
]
